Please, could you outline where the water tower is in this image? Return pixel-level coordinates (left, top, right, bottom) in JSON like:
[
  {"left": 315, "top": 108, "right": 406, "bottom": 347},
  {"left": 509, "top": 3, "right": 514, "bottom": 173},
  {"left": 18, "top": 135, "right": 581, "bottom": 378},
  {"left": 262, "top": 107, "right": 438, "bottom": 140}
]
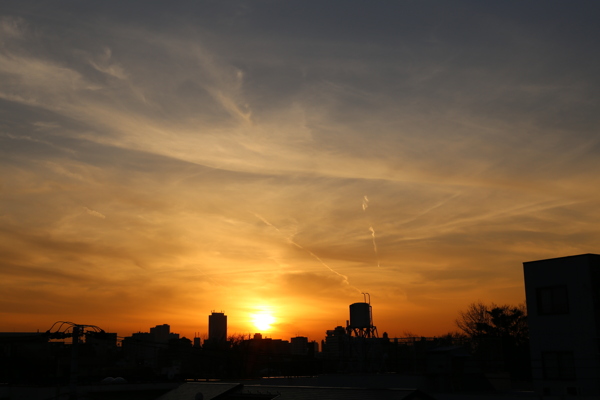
[{"left": 346, "top": 293, "right": 378, "bottom": 338}]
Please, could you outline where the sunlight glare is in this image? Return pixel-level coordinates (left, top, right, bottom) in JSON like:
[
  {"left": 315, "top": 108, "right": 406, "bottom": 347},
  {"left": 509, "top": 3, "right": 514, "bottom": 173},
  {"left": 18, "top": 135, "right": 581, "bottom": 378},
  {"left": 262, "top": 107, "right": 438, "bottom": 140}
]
[{"left": 252, "top": 313, "right": 275, "bottom": 332}]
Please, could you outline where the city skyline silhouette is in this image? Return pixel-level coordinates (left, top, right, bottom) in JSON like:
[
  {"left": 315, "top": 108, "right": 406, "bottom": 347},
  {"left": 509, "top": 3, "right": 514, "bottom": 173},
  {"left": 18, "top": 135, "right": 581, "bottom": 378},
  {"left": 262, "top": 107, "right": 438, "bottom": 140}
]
[{"left": 5, "top": 252, "right": 599, "bottom": 399}]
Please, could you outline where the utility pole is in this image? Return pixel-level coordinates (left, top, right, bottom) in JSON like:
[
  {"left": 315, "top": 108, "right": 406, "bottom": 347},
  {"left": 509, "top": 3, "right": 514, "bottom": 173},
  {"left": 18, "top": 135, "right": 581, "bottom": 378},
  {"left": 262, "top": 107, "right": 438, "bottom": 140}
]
[{"left": 69, "top": 325, "right": 80, "bottom": 400}]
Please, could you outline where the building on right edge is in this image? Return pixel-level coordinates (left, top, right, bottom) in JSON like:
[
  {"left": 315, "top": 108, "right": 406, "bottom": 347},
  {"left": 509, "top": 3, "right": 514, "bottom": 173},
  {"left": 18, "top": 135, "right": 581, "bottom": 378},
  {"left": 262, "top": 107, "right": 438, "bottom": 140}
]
[{"left": 523, "top": 253, "right": 600, "bottom": 397}]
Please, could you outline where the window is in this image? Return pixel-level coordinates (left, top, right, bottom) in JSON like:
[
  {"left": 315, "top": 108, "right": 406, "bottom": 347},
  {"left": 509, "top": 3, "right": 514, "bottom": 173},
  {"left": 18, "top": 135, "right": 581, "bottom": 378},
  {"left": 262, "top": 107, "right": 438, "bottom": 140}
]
[
  {"left": 542, "top": 351, "right": 576, "bottom": 380},
  {"left": 537, "top": 285, "right": 569, "bottom": 315}
]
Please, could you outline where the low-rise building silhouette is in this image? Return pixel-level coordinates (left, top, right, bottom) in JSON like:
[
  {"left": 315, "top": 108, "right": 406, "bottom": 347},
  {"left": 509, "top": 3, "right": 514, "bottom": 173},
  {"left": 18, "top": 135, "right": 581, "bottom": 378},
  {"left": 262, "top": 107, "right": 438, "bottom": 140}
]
[
  {"left": 290, "top": 336, "right": 309, "bottom": 355},
  {"left": 150, "top": 324, "right": 174, "bottom": 343}
]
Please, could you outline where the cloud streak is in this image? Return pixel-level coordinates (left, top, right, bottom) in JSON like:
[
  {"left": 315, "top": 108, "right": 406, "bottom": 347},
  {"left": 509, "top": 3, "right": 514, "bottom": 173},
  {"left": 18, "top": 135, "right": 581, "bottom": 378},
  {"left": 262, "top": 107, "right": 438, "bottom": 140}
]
[{"left": 253, "top": 213, "right": 360, "bottom": 293}]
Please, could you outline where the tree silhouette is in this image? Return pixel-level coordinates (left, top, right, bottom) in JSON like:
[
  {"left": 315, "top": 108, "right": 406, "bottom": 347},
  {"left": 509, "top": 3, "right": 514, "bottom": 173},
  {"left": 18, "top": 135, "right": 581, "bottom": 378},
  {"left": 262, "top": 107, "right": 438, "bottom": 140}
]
[
  {"left": 455, "top": 301, "right": 493, "bottom": 338},
  {"left": 456, "top": 302, "right": 528, "bottom": 343},
  {"left": 456, "top": 302, "right": 530, "bottom": 379}
]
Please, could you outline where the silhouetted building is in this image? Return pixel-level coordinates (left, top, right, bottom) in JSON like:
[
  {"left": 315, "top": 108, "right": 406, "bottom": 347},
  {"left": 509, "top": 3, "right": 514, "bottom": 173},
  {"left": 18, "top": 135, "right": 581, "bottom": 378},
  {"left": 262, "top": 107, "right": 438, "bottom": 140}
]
[
  {"left": 203, "top": 311, "right": 229, "bottom": 350},
  {"left": 208, "top": 311, "right": 227, "bottom": 342},
  {"left": 291, "top": 336, "right": 309, "bottom": 355},
  {"left": 247, "top": 334, "right": 290, "bottom": 355},
  {"left": 122, "top": 324, "right": 180, "bottom": 369},
  {"left": 150, "top": 323, "right": 171, "bottom": 343},
  {"left": 208, "top": 312, "right": 227, "bottom": 342},
  {"left": 84, "top": 330, "right": 118, "bottom": 357},
  {"left": 0, "top": 332, "right": 55, "bottom": 384},
  {"left": 425, "top": 345, "right": 487, "bottom": 392},
  {"left": 524, "top": 253, "right": 600, "bottom": 397},
  {"left": 122, "top": 332, "right": 156, "bottom": 367},
  {"left": 323, "top": 326, "right": 348, "bottom": 362}
]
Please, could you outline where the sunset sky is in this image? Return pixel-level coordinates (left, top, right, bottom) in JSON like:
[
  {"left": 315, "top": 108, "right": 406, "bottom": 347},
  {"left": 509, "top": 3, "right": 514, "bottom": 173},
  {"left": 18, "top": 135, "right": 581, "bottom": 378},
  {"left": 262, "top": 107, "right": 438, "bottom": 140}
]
[{"left": 1, "top": 1, "right": 599, "bottom": 342}]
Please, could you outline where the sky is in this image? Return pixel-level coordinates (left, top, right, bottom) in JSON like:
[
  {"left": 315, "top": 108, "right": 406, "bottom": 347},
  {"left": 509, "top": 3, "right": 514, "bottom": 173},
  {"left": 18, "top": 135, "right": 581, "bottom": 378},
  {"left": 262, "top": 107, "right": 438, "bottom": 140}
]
[{"left": 1, "top": 1, "right": 600, "bottom": 342}]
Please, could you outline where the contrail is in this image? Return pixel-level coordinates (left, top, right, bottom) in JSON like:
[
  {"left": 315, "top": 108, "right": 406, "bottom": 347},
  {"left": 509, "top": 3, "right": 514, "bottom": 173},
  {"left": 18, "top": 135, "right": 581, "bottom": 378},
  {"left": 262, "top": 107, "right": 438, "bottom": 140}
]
[
  {"left": 253, "top": 212, "right": 360, "bottom": 292},
  {"left": 369, "top": 225, "right": 381, "bottom": 268},
  {"left": 362, "top": 196, "right": 381, "bottom": 268}
]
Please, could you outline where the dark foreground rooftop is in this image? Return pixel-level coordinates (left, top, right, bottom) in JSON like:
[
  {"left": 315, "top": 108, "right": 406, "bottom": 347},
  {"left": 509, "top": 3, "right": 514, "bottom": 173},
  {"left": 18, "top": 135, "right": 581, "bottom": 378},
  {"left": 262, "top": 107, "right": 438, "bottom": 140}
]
[{"left": 157, "top": 382, "right": 436, "bottom": 400}]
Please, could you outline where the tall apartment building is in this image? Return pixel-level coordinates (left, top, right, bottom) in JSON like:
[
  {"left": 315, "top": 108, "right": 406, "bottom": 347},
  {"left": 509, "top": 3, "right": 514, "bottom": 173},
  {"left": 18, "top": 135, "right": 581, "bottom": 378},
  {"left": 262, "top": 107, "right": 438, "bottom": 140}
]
[
  {"left": 208, "top": 312, "right": 227, "bottom": 342},
  {"left": 523, "top": 253, "right": 600, "bottom": 397}
]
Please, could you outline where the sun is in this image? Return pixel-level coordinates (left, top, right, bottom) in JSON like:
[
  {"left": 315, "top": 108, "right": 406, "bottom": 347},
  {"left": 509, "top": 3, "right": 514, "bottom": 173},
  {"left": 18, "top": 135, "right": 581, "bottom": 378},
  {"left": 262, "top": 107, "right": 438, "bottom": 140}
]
[{"left": 252, "top": 313, "right": 275, "bottom": 332}]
